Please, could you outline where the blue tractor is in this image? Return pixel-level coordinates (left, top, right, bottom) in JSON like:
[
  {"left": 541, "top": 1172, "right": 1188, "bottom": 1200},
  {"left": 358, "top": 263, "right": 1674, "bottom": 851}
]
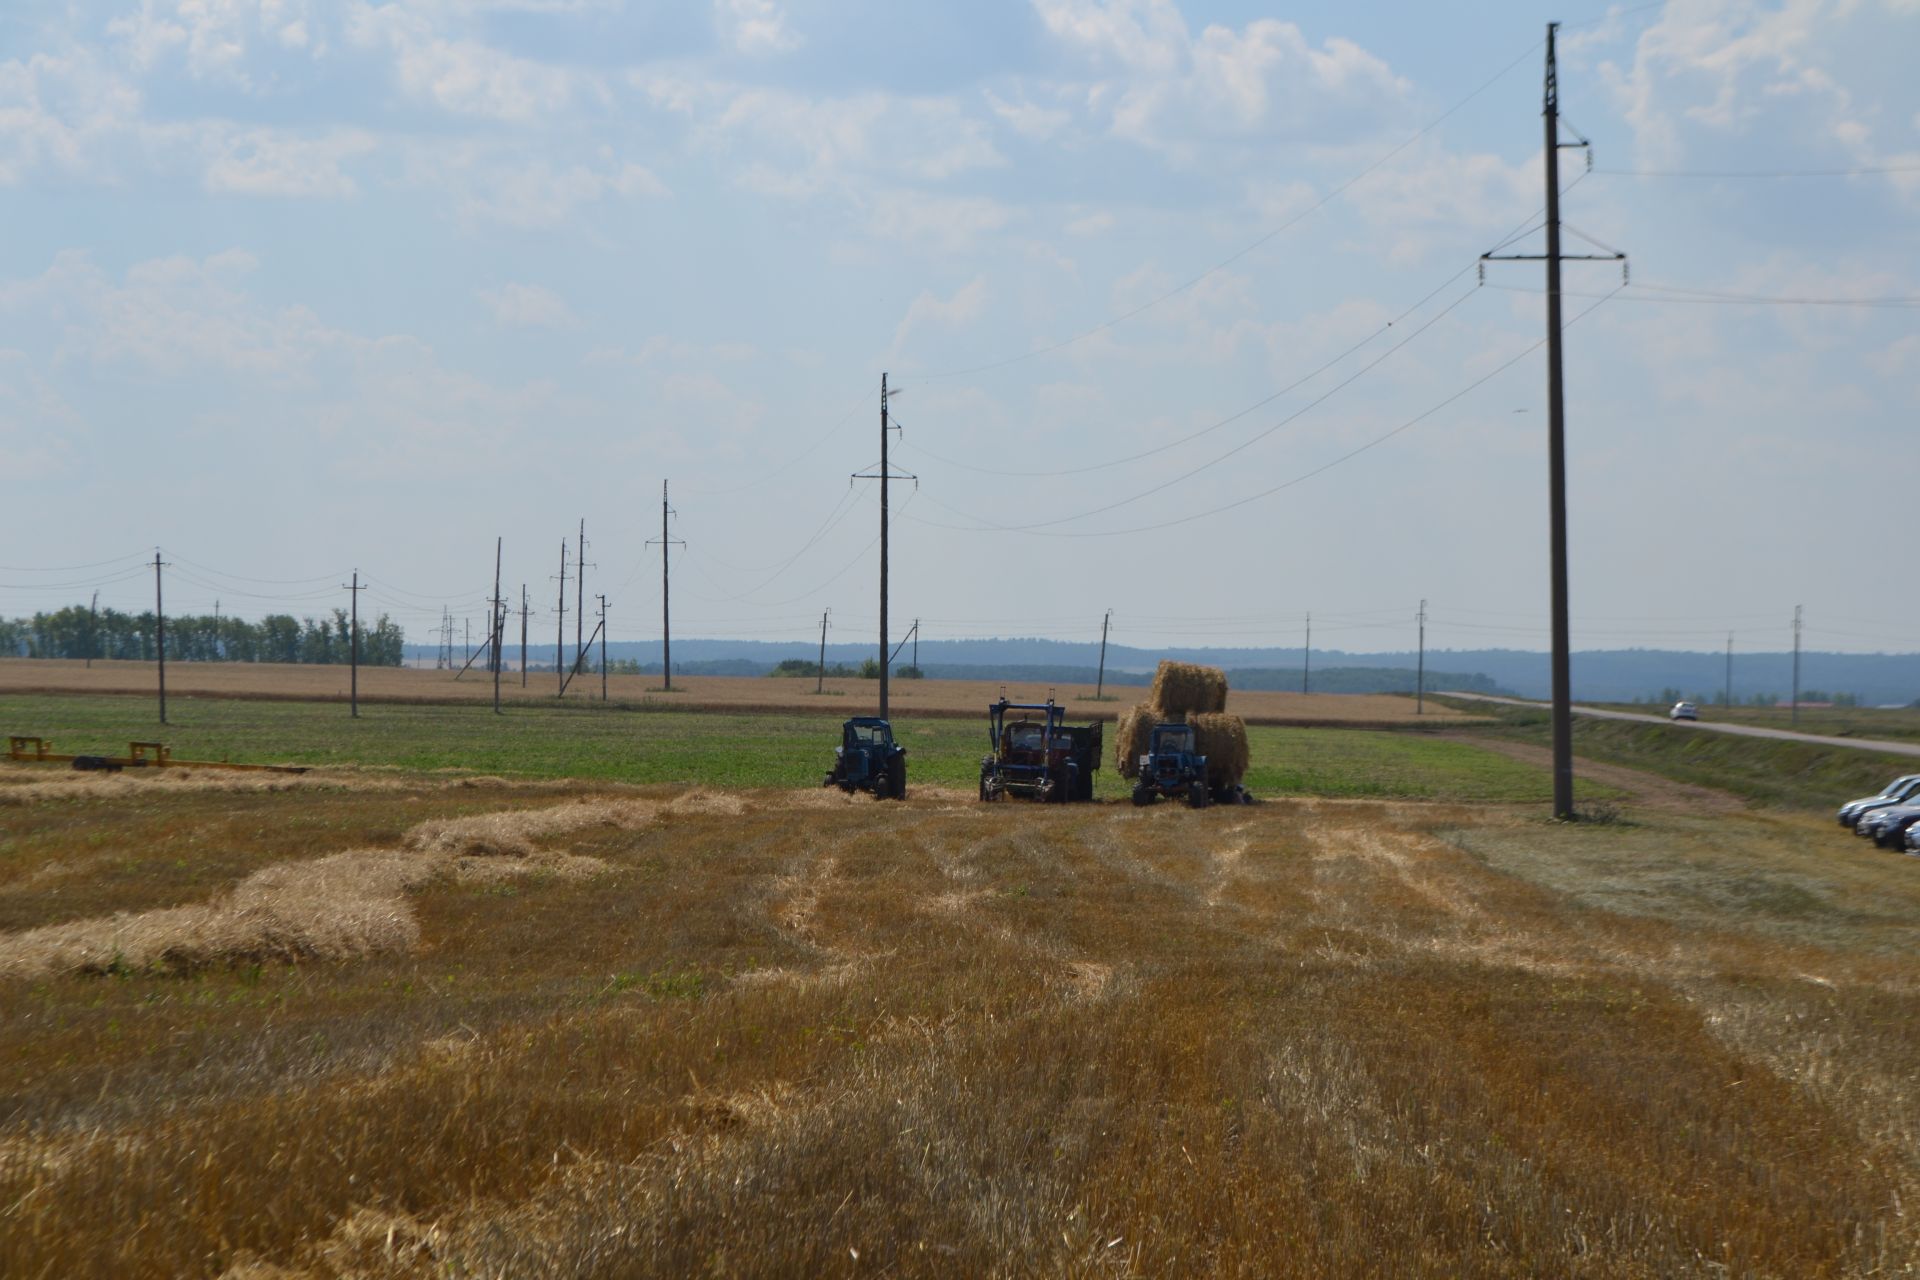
[
  {"left": 824, "top": 717, "right": 907, "bottom": 799},
  {"left": 979, "top": 699, "right": 1102, "bottom": 803},
  {"left": 1130, "top": 721, "right": 1213, "bottom": 809}
]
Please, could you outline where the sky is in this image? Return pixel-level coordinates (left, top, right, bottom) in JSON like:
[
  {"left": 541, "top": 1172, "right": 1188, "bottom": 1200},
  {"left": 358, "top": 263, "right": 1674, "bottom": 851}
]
[{"left": 1, "top": 0, "right": 1917, "bottom": 659}]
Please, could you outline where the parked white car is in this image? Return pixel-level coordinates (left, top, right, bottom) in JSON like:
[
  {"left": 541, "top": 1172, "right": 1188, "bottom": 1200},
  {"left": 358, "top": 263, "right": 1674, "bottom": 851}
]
[{"left": 1669, "top": 701, "right": 1698, "bottom": 721}]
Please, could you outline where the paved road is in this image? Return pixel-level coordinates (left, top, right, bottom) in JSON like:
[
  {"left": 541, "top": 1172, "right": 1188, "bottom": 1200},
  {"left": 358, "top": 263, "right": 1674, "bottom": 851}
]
[{"left": 1443, "top": 693, "right": 1920, "bottom": 760}]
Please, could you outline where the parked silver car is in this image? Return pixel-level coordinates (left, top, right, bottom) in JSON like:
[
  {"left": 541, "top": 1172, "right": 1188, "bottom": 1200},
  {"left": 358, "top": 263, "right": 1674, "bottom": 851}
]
[{"left": 1838, "top": 775, "right": 1920, "bottom": 829}]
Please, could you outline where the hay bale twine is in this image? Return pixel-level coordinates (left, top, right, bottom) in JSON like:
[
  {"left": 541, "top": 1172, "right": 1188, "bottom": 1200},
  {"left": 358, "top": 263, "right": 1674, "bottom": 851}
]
[
  {"left": 1115, "top": 702, "right": 1159, "bottom": 779},
  {"left": 1186, "top": 712, "right": 1249, "bottom": 787},
  {"left": 1149, "top": 660, "right": 1229, "bottom": 717}
]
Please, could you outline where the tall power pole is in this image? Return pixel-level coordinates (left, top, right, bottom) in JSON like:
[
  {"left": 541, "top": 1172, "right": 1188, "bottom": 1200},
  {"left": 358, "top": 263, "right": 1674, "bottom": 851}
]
[
  {"left": 343, "top": 570, "right": 365, "bottom": 718},
  {"left": 1416, "top": 599, "right": 1427, "bottom": 715},
  {"left": 520, "top": 585, "right": 529, "bottom": 687},
  {"left": 817, "top": 609, "right": 830, "bottom": 694},
  {"left": 574, "top": 519, "right": 592, "bottom": 675},
  {"left": 1724, "top": 631, "right": 1733, "bottom": 708},
  {"left": 647, "top": 481, "right": 685, "bottom": 691},
  {"left": 852, "top": 374, "right": 913, "bottom": 721},
  {"left": 153, "top": 550, "right": 168, "bottom": 724},
  {"left": 1096, "top": 610, "right": 1112, "bottom": 699},
  {"left": 490, "top": 537, "right": 503, "bottom": 715},
  {"left": 212, "top": 599, "right": 221, "bottom": 662},
  {"left": 597, "top": 593, "right": 610, "bottom": 701},
  {"left": 555, "top": 541, "right": 569, "bottom": 696},
  {"left": 1481, "top": 23, "right": 1626, "bottom": 822},
  {"left": 1781, "top": 606, "right": 1797, "bottom": 725},
  {"left": 87, "top": 590, "right": 98, "bottom": 669}
]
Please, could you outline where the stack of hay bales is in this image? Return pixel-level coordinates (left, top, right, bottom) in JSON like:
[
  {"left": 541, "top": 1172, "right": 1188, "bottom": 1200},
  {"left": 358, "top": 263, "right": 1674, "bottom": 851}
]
[{"left": 1114, "top": 661, "right": 1250, "bottom": 789}]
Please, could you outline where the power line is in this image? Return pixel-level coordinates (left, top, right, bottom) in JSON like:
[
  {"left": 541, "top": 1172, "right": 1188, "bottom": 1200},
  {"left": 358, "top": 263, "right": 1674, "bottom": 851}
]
[
  {"left": 1485, "top": 281, "right": 1920, "bottom": 308},
  {"left": 898, "top": 261, "right": 1481, "bottom": 480},
  {"left": 1594, "top": 162, "right": 1920, "bottom": 179},
  {"left": 904, "top": 288, "right": 1618, "bottom": 541},
  {"left": 909, "top": 284, "right": 1483, "bottom": 535}
]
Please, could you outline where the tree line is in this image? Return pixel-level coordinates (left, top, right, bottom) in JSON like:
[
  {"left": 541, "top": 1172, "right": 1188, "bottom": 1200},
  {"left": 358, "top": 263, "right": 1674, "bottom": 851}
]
[{"left": 0, "top": 605, "right": 406, "bottom": 666}]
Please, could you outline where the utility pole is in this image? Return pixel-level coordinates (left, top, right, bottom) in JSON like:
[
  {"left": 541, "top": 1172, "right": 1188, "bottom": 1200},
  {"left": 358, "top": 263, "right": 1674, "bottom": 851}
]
[
  {"left": 1724, "top": 631, "right": 1733, "bottom": 709},
  {"left": 646, "top": 481, "right": 685, "bottom": 691},
  {"left": 1481, "top": 22, "right": 1626, "bottom": 822},
  {"left": 912, "top": 618, "right": 919, "bottom": 671},
  {"left": 1096, "top": 610, "right": 1112, "bottom": 699},
  {"left": 852, "top": 373, "right": 913, "bottom": 721},
  {"left": 1416, "top": 599, "right": 1427, "bottom": 715},
  {"left": 520, "top": 586, "right": 529, "bottom": 687},
  {"left": 490, "top": 537, "right": 503, "bottom": 715},
  {"left": 343, "top": 570, "right": 365, "bottom": 718},
  {"left": 1781, "top": 606, "right": 1797, "bottom": 725},
  {"left": 87, "top": 590, "right": 98, "bottom": 669},
  {"left": 212, "top": 599, "right": 221, "bottom": 662},
  {"left": 597, "top": 593, "right": 609, "bottom": 701},
  {"left": 817, "top": 609, "right": 830, "bottom": 694},
  {"left": 574, "top": 519, "right": 591, "bottom": 676},
  {"left": 153, "top": 550, "right": 168, "bottom": 724},
  {"left": 555, "top": 541, "right": 569, "bottom": 696},
  {"left": 1303, "top": 612, "right": 1311, "bottom": 695}
]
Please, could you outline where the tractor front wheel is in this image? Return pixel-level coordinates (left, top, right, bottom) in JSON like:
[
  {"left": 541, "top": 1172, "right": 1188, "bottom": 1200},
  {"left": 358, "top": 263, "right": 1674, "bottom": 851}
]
[
  {"left": 892, "top": 758, "right": 908, "bottom": 800},
  {"left": 1132, "top": 785, "right": 1152, "bottom": 807},
  {"left": 1187, "top": 780, "right": 1209, "bottom": 809}
]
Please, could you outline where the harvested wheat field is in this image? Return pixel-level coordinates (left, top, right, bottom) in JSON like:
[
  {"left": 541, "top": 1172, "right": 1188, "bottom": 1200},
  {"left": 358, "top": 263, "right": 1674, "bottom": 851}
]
[
  {"left": 2, "top": 751, "right": 1916, "bottom": 1278},
  {"left": 0, "top": 659, "right": 1477, "bottom": 726}
]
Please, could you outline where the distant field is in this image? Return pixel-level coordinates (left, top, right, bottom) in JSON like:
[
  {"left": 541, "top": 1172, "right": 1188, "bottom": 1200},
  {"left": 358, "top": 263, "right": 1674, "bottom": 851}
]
[
  {"left": 0, "top": 693, "right": 1580, "bottom": 804},
  {"left": 0, "top": 659, "right": 1480, "bottom": 727},
  {"left": 0, "top": 759, "right": 1912, "bottom": 1275}
]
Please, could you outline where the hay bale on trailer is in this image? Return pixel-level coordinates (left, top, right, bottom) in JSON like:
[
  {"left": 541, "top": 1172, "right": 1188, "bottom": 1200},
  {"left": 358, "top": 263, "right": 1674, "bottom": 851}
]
[
  {"left": 1115, "top": 702, "right": 1158, "bottom": 779},
  {"left": 1149, "top": 661, "right": 1228, "bottom": 717},
  {"left": 1186, "top": 712, "right": 1250, "bottom": 789}
]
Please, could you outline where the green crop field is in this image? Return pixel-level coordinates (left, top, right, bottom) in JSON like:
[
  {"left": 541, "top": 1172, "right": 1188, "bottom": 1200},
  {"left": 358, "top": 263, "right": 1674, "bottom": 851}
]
[{"left": 0, "top": 693, "right": 1601, "bottom": 804}]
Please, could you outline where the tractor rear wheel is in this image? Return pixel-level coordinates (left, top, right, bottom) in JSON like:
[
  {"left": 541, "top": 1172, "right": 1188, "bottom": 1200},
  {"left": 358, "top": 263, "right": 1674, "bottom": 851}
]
[
  {"left": 1132, "top": 785, "right": 1152, "bottom": 806},
  {"left": 892, "top": 758, "right": 908, "bottom": 800}
]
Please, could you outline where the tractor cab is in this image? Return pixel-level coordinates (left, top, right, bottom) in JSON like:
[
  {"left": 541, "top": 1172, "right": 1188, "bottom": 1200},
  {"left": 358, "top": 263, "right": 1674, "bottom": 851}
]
[
  {"left": 1133, "top": 720, "right": 1212, "bottom": 808},
  {"left": 980, "top": 699, "right": 1102, "bottom": 803},
  {"left": 824, "top": 716, "right": 907, "bottom": 799}
]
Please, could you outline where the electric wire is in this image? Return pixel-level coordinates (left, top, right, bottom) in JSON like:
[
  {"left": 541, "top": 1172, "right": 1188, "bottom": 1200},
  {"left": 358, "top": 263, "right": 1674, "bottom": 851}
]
[
  {"left": 906, "top": 287, "right": 1619, "bottom": 540},
  {"left": 1595, "top": 163, "right": 1920, "bottom": 178},
  {"left": 910, "top": 283, "right": 1482, "bottom": 534}
]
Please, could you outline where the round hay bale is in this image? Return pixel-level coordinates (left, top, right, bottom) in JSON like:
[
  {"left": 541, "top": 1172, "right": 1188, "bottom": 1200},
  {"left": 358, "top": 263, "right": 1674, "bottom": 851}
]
[
  {"left": 1186, "top": 712, "right": 1249, "bottom": 787},
  {"left": 1149, "top": 660, "right": 1229, "bottom": 717},
  {"left": 1114, "top": 702, "right": 1159, "bottom": 779}
]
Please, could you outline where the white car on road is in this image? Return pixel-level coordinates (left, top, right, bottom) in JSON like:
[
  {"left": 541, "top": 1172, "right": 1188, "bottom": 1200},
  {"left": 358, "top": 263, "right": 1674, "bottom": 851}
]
[{"left": 1669, "top": 701, "right": 1699, "bottom": 721}]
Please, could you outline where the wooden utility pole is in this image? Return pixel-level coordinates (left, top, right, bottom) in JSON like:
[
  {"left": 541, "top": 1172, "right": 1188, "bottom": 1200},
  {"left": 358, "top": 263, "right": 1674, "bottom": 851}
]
[
  {"left": 817, "top": 609, "right": 830, "bottom": 694},
  {"left": 598, "top": 593, "right": 609, "bottom": 701},
  {"left": 554, "top": 541, "right": 569, "bottom": 695},
  {"left": 1416, "top": 599, "right": 1427, "bottom": 715},
  {"left": 153, "top": 551, "right": 168, "bottom": 724},
  {"left": 646, "top": 481, "right": 684, "bottom": 691},
  {"left": 1303, "top": 612, "right": 1311, "bottom": 695},
  {"left": 1781, "top": 606, "right": 1797, "bottom": 725},
  {"left": 87, "top": 590, "right": 98, "bottom": 668},
  {"left": 490, "top": 537, "right": 503, "bottom": 715},
  {"left": 212, "top": 599, "right": 221, "bottom": 661},
  {"left": 1096, "top": 610, "right": 1111, "bottom": 699},
  {"left": 520, "top": 586, "right": 529, "bottom": 687},
  {"left": 1480, "top": 23, "right": 1625, "bottom": 821},
  {"left": 852, "top": 374, "right": 912, "bottom": 721},
  {"left": 575, "top": 519, "right": 589, "bottom": 675},
  {"left": 344, "top": 570, "right": 364, "bottom": 718}
]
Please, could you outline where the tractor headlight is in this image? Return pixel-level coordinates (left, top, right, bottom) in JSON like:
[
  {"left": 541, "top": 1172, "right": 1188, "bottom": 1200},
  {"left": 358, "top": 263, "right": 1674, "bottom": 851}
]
[{"left": 1139, "top": 754, "right": 1151, "bottom": 767}]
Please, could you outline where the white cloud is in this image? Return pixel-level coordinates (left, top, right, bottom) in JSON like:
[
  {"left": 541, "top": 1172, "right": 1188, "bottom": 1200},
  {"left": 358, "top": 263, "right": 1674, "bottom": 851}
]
[
  {"left": 985, "top": 90, "right": 1071, "bottom": 141},
  {"left": 414, "top": 145, "right": 666, "bottom": 228},
  {"left": 866, "top": 191, "right": 1014, "bottom": 252},
  {"left": 1066, "top": 210, "right": 1115, "bottom": 236},
  {"left": 714, "top": 89, "right": 1003, "bottom": 191},
  {"left": 348, "top": 3, "right": 588, "bottom": 121},
  {"left": 110, "top": 0, "right": 323, "bottom": 88},
  {"left": 204, "top": 126, "right": 375, "bottom": 197},
  {"left": 715, "top": 0, "right": 803, "bottom": 56},
  {"left": 477, "top": 283, "right": 578, "bottom": 329},
  {"left": 891, "top": 276, "right": 989, "bottom": 352}
]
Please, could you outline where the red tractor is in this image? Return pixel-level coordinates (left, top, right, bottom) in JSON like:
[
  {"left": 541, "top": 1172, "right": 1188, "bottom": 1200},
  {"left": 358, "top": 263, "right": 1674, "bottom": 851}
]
[{"left": 978, "top": 699, "right": 1103, "bottom": 803}]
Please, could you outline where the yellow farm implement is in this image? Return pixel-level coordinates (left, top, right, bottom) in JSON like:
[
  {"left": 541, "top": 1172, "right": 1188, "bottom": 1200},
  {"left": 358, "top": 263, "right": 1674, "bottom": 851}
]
[{"left": 6, "top": 736, "right": 309, "bottom": 774}]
